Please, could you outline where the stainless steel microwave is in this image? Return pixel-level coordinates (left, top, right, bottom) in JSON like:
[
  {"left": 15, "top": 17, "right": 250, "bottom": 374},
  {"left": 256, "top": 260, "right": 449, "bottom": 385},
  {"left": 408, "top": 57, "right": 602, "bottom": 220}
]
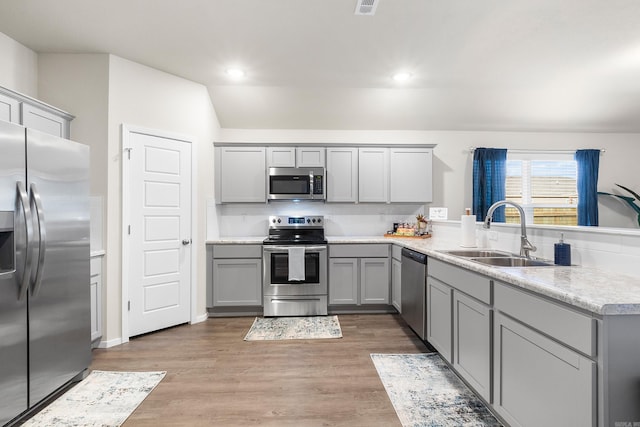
[{"left": 268, "top": 167, "right": 325, "bottom": 201}]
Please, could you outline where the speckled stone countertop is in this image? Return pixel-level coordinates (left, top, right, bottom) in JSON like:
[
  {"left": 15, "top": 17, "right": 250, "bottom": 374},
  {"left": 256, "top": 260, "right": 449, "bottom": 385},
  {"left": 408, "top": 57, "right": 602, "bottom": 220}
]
[{"left": 207, "top": 235, "right": 640, "bottom": 316}]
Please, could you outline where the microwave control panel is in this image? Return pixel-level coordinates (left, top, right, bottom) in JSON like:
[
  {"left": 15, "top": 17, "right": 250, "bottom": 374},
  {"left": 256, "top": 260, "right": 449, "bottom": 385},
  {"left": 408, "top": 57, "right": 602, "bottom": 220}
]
[{"left": 313, "top": 175, "right": 324, "bottom": 195}]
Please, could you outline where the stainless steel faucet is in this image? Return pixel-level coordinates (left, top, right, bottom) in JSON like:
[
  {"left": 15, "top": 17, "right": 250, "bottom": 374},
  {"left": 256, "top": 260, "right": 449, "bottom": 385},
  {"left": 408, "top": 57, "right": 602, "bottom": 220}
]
[{"left": 483, "top": 200, "right": 537, "bottom": 258}]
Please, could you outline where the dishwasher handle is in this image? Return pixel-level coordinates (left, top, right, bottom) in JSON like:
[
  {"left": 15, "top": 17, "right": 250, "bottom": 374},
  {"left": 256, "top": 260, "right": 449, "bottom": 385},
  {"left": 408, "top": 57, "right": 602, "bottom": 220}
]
[{"left": 401, "top": 248, "right": 427, "bottom": 264}]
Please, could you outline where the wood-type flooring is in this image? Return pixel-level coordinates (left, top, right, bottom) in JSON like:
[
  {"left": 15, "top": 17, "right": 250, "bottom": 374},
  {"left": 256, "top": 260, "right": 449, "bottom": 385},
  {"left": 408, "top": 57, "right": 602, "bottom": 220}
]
[{"left": 90, "top": 314, "right": 429, "bottom": 426}]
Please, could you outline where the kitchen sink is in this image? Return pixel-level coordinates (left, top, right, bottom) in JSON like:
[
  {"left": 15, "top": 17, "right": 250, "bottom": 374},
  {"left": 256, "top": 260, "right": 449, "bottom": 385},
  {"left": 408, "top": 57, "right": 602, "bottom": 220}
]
[
  {"left": 469, "top": 257, "right": 553, "bottom": 267},
  {"left": 443, "top": 249, "right": 512, "bottom": 258}
]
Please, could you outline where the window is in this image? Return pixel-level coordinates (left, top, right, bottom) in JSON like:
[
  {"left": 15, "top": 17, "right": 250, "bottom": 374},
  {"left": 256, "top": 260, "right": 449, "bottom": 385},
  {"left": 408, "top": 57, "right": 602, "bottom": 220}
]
[{"left": 505, "top": 153, "right": 578, "bottom": 226}]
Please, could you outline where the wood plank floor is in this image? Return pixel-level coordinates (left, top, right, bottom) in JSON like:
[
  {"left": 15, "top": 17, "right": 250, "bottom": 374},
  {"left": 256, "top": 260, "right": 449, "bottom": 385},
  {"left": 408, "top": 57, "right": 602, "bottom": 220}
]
[{"left": 90, "top": 314, "right": 429, "bottom": 426}]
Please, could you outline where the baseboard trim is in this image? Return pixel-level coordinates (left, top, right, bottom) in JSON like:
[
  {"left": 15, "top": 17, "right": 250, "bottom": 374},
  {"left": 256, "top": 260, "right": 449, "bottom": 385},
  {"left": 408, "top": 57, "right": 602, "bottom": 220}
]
[
  {"left": 193, "top": 313, "right": 209, "bottom": 324},
  {"left": 96, "top": 337, "right": 124, "bottom": 348}
]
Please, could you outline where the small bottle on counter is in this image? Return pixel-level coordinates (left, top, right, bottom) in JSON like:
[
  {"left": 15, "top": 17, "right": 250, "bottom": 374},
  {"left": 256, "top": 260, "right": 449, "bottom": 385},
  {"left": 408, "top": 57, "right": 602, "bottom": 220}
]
[{"left": 554, "top": 233, "right": 571, "bottom": 266}]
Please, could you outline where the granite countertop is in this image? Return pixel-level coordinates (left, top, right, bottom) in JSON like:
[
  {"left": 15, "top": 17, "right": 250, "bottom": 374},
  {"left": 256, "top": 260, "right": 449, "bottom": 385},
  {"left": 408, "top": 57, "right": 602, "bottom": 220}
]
[
  {"left": 207, "top": 235, "right": 640, "bottom": 316},
  {"left": 206, "top": 237, "right": 264, "bottom": 244}
]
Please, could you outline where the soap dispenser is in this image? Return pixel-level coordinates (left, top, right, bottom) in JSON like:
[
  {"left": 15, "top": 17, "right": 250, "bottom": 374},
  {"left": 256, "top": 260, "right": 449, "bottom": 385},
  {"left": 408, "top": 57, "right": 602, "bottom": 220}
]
[{"left": 554, "top": 233, "right": 571, "bottom": 266}]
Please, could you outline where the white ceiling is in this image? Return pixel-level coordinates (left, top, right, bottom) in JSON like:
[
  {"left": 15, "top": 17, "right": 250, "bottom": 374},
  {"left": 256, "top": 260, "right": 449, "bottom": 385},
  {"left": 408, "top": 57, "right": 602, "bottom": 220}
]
[{"left": 1, "top": 0, "right": 639, "bottom": 132}]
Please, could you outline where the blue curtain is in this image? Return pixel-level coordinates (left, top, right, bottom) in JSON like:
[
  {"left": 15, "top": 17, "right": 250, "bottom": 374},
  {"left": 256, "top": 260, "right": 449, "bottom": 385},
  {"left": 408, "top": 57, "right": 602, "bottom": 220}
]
[
  {"left": 473, "top": 148, "right": 507, "bottom": 222},
  {"left": 575, "top": 149, "right": 600, "bottom": 226}
]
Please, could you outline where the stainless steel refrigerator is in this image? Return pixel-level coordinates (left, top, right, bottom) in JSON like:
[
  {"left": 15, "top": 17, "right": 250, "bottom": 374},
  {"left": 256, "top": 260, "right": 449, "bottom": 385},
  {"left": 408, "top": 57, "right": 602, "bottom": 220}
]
[{"left": 0, "top": 120, "right": 91, "bottom": 425}]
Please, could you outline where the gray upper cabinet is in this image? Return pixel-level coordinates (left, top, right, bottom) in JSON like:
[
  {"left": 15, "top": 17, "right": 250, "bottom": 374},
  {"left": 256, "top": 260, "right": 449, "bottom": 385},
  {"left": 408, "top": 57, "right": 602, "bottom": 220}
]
[
  {"left": 358, "top": 147, "right": 389, "bottom": 202},
  {"left": 215, "top": 143, "right": 435, "bottom": 204},
  {"left": 296, "top": 147, "right": 325, "bottom": 167},
  {"left": 1, "top": 86, "right": 73, "bottom": 138},
  {"left": 389, "top": 148, "right": 432, "bottom": 203},
  {"left": 215, "top": 146, "right": 266, "bottom": 203},
  {"left": 358, "top": 146, "right": 434, "bottom": 203},
  {"left": 266, "top": 147, "right": 296, "bottom": 167},
  {"left": 21, "top": 103, "right": 70, "bottom": 139},
  {"left": 326, "top": 147, "right": 358, "bottom": 202},
  {"left": 0, "top": 92, "right": 20, "bottom": 124},
  {"left": 267, "top": 146, "right": 325, "bottom": 167}
]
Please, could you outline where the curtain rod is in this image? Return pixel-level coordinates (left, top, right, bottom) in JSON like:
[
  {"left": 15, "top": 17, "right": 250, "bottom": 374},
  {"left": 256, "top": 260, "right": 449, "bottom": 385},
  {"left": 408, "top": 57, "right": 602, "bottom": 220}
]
[{"left": 468, "top": 147, "right": 606, "bottom": 154}]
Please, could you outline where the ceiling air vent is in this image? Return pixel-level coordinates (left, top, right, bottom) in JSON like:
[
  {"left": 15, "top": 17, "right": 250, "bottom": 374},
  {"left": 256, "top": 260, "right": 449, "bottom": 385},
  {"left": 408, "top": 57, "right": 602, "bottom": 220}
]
[{"left": 355, "top": 0, "right": 379, "bottom": 16}]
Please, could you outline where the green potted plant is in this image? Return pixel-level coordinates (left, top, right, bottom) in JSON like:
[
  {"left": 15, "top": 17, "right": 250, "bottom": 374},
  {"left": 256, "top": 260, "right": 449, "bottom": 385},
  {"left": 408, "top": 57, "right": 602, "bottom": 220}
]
[{"left": 598, "top": 184, "right": 640, "bottom": 227}]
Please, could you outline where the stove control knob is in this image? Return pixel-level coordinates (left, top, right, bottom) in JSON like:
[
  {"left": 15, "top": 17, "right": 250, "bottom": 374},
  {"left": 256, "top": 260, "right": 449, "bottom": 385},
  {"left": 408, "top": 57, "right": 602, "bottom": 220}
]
[
  {"left": 272, "top": 218, "right": 276, "bottom": 223},
  {"left": 312, "top": 218, "right": 316, "bottom": 223},
  {"left": 277, "top": 218, "right": 281, "bottom": 223},
  {"left": 317, "top": 218, "right": 322, "bottom": 223},
  {"left": 307, "top": 219, "right": 311, "bottom": 223}
]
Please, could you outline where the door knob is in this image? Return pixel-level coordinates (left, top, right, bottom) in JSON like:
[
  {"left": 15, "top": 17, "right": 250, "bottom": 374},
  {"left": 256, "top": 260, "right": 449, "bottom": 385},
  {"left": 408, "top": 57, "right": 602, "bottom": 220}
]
[{"left": 182, "top": 239, "right": 192, "bottom": 245}]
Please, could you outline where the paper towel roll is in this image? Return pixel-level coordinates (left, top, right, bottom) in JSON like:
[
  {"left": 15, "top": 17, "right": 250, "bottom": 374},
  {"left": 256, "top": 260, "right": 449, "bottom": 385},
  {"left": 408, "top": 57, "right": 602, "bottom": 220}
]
[{"left": 460, "top": 215, "right": 477, "bottom": 247}]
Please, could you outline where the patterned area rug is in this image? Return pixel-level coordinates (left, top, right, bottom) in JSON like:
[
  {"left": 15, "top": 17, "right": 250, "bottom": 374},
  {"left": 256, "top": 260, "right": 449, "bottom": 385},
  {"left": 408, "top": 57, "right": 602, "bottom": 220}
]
[
  {"left": 22, "top": 370, "right": 166, "bottom": 427},
  {"left": 244, "top": 315, "right": 343, "bottom": 340},
  {"left": 371, "top": 353, "right": 501, "bottom": 427}
]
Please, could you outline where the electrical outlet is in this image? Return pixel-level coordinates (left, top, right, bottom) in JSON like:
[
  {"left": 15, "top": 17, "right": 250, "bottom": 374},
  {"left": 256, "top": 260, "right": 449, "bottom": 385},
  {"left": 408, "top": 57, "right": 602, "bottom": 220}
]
[{"left": 488, "top": 231, "right": 498, "bottom": 241}]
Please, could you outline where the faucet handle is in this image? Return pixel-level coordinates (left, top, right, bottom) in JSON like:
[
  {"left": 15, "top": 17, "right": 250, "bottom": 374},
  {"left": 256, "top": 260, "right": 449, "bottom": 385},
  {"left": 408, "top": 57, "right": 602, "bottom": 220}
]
[{"left": 521, "top": 237, "right": 537, "bottom": 257}]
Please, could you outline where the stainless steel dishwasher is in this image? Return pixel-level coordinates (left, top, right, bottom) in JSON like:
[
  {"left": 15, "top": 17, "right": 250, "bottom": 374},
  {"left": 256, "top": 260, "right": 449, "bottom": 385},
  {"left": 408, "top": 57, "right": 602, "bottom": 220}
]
[{"left": 401, "top": 248, "right": 427, "bottom": 340}]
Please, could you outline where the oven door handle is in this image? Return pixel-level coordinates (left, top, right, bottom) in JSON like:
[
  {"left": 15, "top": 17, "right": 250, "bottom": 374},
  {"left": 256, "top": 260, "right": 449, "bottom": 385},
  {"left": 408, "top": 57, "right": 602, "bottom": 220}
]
[{"left": 263, "top": 245, "right": 327, "bottom": 252}]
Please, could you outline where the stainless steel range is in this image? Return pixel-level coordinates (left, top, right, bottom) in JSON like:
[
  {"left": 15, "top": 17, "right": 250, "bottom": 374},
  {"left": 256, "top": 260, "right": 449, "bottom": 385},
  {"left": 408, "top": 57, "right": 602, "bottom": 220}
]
[{"left": 262, "top": 215, "right": 328, "bottom": 317}]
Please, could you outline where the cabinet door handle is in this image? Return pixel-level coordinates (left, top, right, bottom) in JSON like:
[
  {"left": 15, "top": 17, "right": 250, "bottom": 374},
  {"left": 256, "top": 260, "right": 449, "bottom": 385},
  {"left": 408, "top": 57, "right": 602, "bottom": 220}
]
[{"left": 182, "top": 239, "right": 192, "bottom": 245}]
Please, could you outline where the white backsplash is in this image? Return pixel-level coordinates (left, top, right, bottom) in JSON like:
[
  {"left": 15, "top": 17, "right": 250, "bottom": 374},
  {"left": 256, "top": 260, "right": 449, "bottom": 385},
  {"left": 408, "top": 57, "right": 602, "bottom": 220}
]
[
  {"left": 432, "top": 220, "right": 640, "bottom": 278},
  {"left": 206, "top": 199, "right": 426, "bottom": 239},
  {"left": 207, "top": 201, "right": 640, "bottom": 277}
]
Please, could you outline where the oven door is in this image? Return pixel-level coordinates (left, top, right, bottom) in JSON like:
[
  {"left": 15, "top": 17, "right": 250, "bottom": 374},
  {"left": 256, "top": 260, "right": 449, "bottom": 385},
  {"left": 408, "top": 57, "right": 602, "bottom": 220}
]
[{"left": 263, "top": 245, "right": 327, "bottom": 296}]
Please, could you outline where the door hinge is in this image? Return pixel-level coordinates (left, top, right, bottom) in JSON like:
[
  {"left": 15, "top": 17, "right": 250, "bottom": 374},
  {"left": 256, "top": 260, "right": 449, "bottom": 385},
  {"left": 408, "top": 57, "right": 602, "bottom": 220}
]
[
  {"left": 124, "top": 147, "right": 132, "bottom": 160},
  {"left": 128, "top": 301, "right": 131, "bottom": 311}
]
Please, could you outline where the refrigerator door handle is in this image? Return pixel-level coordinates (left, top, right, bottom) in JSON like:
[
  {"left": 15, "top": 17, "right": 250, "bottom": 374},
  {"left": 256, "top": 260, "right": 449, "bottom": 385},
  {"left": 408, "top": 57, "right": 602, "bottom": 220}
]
[
  {"left": 29, "top": 183, "right": 47, "bottom": 297},
  {"left": 15, "top": 181, "right": 33, "bottom": 301}
]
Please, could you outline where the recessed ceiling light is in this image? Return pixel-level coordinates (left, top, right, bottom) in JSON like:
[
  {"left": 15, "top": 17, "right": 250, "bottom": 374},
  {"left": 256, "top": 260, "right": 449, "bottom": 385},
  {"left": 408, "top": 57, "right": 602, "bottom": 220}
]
[
  {"left": 392, "top": 72, "right": 412, "bottom": 82},
  {"left": 226, "top": 68, "right": 246, "bottom": 80}
]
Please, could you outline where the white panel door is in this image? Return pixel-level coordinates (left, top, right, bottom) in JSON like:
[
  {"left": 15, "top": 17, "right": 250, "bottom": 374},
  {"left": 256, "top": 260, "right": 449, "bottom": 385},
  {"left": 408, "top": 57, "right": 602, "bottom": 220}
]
[{"left": 128, "top": 131, "right": 191, "bottom": 337}]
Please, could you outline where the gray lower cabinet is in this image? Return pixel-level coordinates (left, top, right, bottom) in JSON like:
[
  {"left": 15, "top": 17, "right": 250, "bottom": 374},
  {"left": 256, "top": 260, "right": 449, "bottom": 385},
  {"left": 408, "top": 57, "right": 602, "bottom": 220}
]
[
  {"left": 329, "top": 244, "right": 390, "bottom": 306},
  {"left": 426, "top": 276, "right": 452, "bottom": 362},
  {"left": 493, "top": 312, "right": 595, "bottom": 427},
  {"left": 89, "top": 254, "right": 103, "bottom": 348},
  {"left": 208, "top": 244, "right": 262, "bottom": 308},
  {"left": 328, "top": 258, "right": 358, "bottom": 304},
  {"left": 391, "top": 257, "right": 402, "bottom": 312},
  {"left": 421, "top": 255, "right": 640, "bottom": 427},
  {"left": 493, "top": 281, "right": 596, "bottom": 427},
  {"left": 360, "top": 258, "right": 390, "bottom": 304},
  {"left": 453, "top": 290, "right": 491, "bottom": 402}
]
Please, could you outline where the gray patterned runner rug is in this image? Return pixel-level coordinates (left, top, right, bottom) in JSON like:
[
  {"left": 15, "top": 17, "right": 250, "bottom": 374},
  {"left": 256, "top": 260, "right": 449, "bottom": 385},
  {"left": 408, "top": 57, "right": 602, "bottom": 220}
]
[
  {"left": 371, "top": 353, "right": 502, "bottom": 427},
  {"left": 22, "top": 370, "right": 166, "bottom": 427},
  {"left": 244, "top": 315, "right": 343, "bottom": 340}
]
